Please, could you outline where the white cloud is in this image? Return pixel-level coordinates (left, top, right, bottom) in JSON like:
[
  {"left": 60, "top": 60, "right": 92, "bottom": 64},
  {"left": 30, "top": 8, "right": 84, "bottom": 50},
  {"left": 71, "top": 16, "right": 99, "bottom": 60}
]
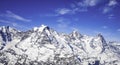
[
  {"left": 102, "top": 0, "right": 118, "bottom": 14},
  {"left": 68, "top": 0, "right": 100, "bottom": 13},
  {"left": 77, "top": 0, "right": 100, "bottom": 7},
  {"left": 55, "top": 0, "right": 100, "bottom": 16},
  {"left": 108, "top": 0, "right": 117, "bottom": 6},
  {"left": 6, "top": 10, "right": 31, "bottom": 22},
  {"left": 56, "top": 8, "right": 71, "bottom": 15},
  {"left": 80, "top": 0, "right": 117, "bottom": 7},
  {"left": 56, "top": 7, "right": 87, "bottom": 16},
  {"left": 40, "top": 13, "right": 58, "bottom": 17},
  {"left": 73, "top": 7, "right": 88, "bottom": 12},
  {"left": 53, "top": 0, "right": 118, "bottom": 16},
  {"left": 84, "top": 0, "right": 99, "bottom": 6},
  {"left": 89, "top": 0, "right": 98, "bottom": 6},
  {"left": 73, "top": 0, "right": 118, "bottom": 14}
]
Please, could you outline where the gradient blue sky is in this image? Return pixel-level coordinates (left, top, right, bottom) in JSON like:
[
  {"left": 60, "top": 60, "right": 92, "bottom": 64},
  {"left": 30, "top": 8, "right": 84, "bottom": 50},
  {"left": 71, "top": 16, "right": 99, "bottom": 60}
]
[{"left": 0, "top": 0, "right": 120, "bottom": 42}]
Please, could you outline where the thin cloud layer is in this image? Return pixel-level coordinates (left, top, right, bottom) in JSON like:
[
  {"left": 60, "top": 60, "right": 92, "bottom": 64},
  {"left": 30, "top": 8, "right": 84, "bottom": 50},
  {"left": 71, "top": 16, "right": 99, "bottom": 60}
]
[
  {"left": 56, "top": 8, "right": 71, "bottom": 15},
  {"left": 82, "top": 0, "right": 100, "bottom": 7},
  {"left": 0, "top": 19, "right": 19, "bottom": 27},
  {"left": 55, "top": 0, "right": 118, "bottom": 16},
  {"left": 0, "top": 11, "right": 31, "bottom": 30},
  {"left": 5, "top": 10, "right": 31, "bottom": 22},
  {"left": 117, "top": 29, "right": 120, "bottom": 32}
]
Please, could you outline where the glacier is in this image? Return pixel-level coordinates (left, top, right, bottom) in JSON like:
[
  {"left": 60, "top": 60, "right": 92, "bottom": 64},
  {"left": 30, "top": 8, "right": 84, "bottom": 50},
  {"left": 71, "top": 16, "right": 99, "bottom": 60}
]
[{"left": 0, "top": 25, "right": 120, "bottom": 65}]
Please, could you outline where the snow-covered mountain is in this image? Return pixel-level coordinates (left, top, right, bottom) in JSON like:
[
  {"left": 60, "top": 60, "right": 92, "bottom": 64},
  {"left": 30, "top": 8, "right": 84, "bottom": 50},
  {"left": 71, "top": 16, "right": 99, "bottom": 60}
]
[{"left": 0, "top": 25, "right": 120, "bottom": 65}]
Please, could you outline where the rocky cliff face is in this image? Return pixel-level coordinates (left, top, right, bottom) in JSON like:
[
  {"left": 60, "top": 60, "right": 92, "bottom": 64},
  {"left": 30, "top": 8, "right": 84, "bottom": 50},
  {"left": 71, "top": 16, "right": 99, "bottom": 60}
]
[{"left": 0, "top": 25, "right": 120, "bottom": 65}]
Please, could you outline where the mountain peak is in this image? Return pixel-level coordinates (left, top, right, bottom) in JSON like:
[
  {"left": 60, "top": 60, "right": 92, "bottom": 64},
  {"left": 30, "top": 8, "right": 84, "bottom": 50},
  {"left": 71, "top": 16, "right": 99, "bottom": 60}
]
[
  {"left": 70, "top": 30, "right": 82, "bottom": 39},
  {"left": 0, "top": 26, "right": 9, "bottom": 32},
  {"left": 72, "top": 30, "right": 81, "bottom": 36},
  {"left": 0, "top": 25, "right": 120, "bottom": 65},
  {"left": 41, "top": 24, "right": 47, "bottom": 27},
  {"left": 97, "top": 33, "right": 107, "bottom": 47},
  {"left": 97, "top": 33, "right": 105, "bottom": 41},
  {"left": 0, "top": 26, "right": 18, "bottom": 33},
  {"left": 33, "top": 24, "right": 49, "bottom": 32},
  {"left": 97, "top": 33, "right": 103, "bottom": 37}
]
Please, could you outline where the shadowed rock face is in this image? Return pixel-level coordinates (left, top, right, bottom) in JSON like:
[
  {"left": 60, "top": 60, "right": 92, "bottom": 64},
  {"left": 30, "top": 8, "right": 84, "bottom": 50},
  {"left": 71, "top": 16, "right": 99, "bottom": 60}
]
[
  {"left": 0, "top": 25, "right": 120, "bottom": 65},
  {"left": 0, "top": 26, "right": 12, "bottom": 42},
  {"left": 89, "top": 60, "right": 100, "bottom": 65}
]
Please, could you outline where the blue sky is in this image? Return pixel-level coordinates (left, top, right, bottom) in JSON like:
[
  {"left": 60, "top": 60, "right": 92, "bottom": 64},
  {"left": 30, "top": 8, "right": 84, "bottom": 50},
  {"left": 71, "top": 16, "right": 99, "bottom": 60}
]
[{"left": 0, "top": 0, "right": 120, "bottom": 42}]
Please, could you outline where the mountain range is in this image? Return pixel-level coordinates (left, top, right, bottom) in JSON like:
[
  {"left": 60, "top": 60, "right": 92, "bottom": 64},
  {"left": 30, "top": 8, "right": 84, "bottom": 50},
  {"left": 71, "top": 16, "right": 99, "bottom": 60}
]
[{"left": 0, "top": 25, "right": 120, "bottom": 65}]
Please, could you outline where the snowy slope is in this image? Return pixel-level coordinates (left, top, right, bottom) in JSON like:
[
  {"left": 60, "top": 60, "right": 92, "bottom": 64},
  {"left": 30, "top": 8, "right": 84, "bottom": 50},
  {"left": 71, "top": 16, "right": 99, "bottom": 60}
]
[{"left": 0, "top": 25, "right": 120, "bottom": 65}]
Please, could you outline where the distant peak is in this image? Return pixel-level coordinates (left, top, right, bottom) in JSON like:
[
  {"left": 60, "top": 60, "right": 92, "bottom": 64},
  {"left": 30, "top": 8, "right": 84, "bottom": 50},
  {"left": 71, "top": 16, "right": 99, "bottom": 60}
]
[
  {"left": 0, "top": 26, "right": 10, "bottom": 32},
  {"left": 70, "top": 30, "right": 82, "bottom": 39},
  {"left": 97, "top": 33, "right": 102, "bottom": 37},
  {"left": 0, "top": 26, "right": 18, "bottom": 33},
  {"left": 41, "top": 24, "right": 47, "bottom": 28},
  {"left": 97, "top": 33, "right": 107, "bottom": 46},
  {"left": 73, "top": 30, "right": 79, "bottom": 34},
  {"left": 0, "top": 26, "right": 9, "bottom": 29},
  {"left": 33, "top": 24, "right": 50, "bottom": 32},
  {"left": 97, "top": 33, "right": 104, "bottom": 40}
]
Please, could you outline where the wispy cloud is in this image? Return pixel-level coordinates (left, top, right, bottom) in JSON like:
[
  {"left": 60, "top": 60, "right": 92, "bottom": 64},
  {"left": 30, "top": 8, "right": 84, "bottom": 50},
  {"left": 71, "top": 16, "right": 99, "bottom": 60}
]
[
  {"left": 45, "top": 0, "right": 101, "bottom": 16},
  {"left": 55, "top": 0, "right": 115, "bottom": 16},
  {"left": 70, "top": 0, "right": 118, "bottom": 15},
  {"left": 108, "top": 14, "right": 115, "bottom": 19},
  {"left": 4, "top": 10, "right": 31, "bottom": 22},
  {"left": 40, "top": 13, "right": 58, "bottom": 17},
  {"left": 103, "top": 0, "right": 118, "bottom": 14},
  {"left": 55, "top": 0, "right": 98, "bottom": 16},
  {"left": 82, "top": 0, "right": 99, "bottom": 7},
  {"left": 103, "top": 7, "right": 112, "bottom": 14},
  {"left": 41, "top": 0, "right": 118, "bottom": 17},
  {"left": 55, "top": 7, "right": 87, "bottom": 16},
  {"left": 0, "top": 19, "right": 19, "bottom": 27},
  {"left": 108, "top": 0, "right": 117, "bottom": 6},
  {"left": 56, "top": 8, "right": 72, "bottom": 15},
  {"left": 71, "top": 0, "right": 100, "bottom": 12},
  {"left": 0, "top": 19, "right": 29, "bottom": 30},
  {"left": 6, "top": 11, "right": 31, "bottom": 22},
  {"left": 0, "top": 11, "right": 32, "bottom": 30},
  {"left": 117, "top": 29, "right": 120, "bottom": 32},
  {"left": 41, "top": 8, "right": 72, "bottom": 16}
]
